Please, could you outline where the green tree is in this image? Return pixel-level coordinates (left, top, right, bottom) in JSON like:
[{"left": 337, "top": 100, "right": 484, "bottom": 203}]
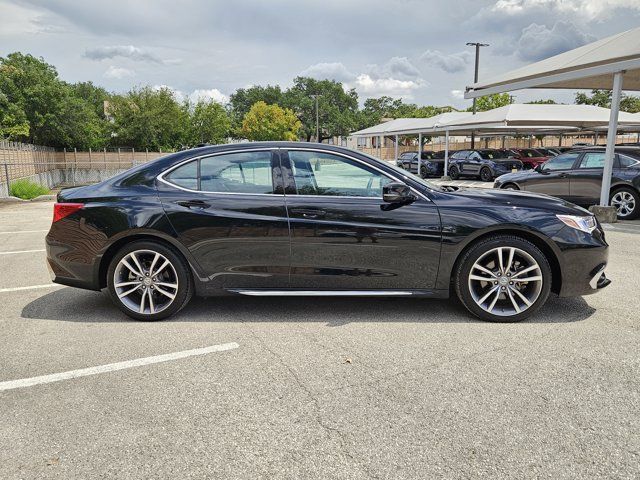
[
  {"left": 575, "top": 89, "right": 640, "bottom": 113},
  {"left": 187, "top": 100, "right": 231, "bottom": 145},
  {"left": 283, "top": 77, "right": 359, "bottom": 142},
  {"left": 527, "top": 99, "right": 558, "bottom": 104},
  {"left": 109, "top": 86, "right": 189, "bottom": 150},
  {"left": 240, "top": 101, "right": 300, "bottom": 141},
  {"left": 229, "top": 85, "right": 284, "bottom": 132},
  {"left": 469, "top": 93, "right": 511, "bottom": 112},
  {"left": 0, "top": 91, "right": 29, "bottom": 138},
  {"left": 0, "top": 53, "right": 108, "bottom": 148}
]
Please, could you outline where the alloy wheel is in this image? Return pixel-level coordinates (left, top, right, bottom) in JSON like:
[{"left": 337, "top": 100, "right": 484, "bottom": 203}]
[
  {"left": 611, "top": 191, "right": 636, "bottom": 218},
  {"left": 468, "top": 246, "right": 543, "bottom": 317},
  {"left": 113, "top": 249, "right": 179, "bottom": 315}
]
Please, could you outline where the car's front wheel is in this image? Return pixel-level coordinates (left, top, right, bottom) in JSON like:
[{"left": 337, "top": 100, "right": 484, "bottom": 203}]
[
  {"left": 610, "top": 187, "right": 640, "bottom": 220},
  {"left": 420, "top": 166, "right": 428, "bottom": 178},
  {"left": 107, "top": 240, "right": 193, "bottom": 321},
  {"left": 479, "top": 167, "right": 493, "bottom": 182},
  {"left": 449, "top": 165, "right": 460, "bottom": 180},
  {"left": 454, "top": 235, "right": 552, "bottom": 322}
]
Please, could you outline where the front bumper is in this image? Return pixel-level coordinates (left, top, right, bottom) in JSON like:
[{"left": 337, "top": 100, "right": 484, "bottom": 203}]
[{"left": 554, "top": 224, "right": 610, "bottom": 297}]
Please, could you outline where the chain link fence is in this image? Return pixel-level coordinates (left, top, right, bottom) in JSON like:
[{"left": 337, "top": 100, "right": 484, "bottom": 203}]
[{"left": 0, "top": 141, "right": 168, "bottom": 198}]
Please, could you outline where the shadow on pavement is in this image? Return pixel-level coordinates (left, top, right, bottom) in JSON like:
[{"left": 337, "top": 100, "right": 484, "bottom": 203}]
[{"left": 21, "top": 287, "right": 596, "bottom": 326}]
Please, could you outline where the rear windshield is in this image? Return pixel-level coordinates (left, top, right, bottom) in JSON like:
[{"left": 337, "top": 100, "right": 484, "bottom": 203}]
[
  {"left": 518, "top": 149, "right": 543, "bottom": 157},
  {"left": 478, "top": 150, "right": 507, "bottom": 159}
]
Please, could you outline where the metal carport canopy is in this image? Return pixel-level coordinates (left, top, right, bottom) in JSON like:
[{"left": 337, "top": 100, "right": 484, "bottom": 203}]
[{"left": 464, "top": 26, "right": 640, "bottom": 208}]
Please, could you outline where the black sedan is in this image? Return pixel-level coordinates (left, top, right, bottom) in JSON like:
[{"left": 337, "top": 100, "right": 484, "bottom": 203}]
[
  {"left": 396, "top": 150, "right": 445, "bottom": 178},
  {"left": 494, "top": 147, "right": 640, "bottom": 219},
  {"left": 46, "top": 142, "right": 609, "bottom": 323},
  {"left": 448, "top": 149, "right": 523, "bottom": 181}
]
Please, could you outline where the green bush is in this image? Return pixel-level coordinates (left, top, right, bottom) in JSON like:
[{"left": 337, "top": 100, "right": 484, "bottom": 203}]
[{"left": 9, "top": 179, "right": 50, "bottom": 199}]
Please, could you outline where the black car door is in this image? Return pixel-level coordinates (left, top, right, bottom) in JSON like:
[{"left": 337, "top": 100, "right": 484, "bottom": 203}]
[
  {"left": 156, "top": 149, "right": 291, "bottom": 290},
  {"left": 569, "top": 151, "right": 608, "bottom": 205},
  {"left": 280, "top": 148, "right": 442, "bottom": 291},
  {"left": 466, "top": 151, "right": 483, "bottom": 176},
  {"left": 522, "top": 152, "right": 580, "bottom": 198}
]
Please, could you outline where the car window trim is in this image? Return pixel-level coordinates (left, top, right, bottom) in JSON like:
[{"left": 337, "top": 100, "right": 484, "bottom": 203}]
[
  {"left": 282, "top": 147, "right": 429, "bottom": 201},
  {"left": 157, "top": 148, "right": 283, "bottom": 196}
]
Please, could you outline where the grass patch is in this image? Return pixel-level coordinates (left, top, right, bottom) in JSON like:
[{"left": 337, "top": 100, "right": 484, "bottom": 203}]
[{"left": 9, "top": 179, "right": 50, "bottom": 200}]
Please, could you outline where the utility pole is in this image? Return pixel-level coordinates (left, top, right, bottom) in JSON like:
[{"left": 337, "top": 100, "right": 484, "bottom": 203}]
[
  {"left": 466, "top": 42, "right": 489, "bottom": 149},
  {"left": 311, "top": 94, "right": 320, "bottom": 143}
]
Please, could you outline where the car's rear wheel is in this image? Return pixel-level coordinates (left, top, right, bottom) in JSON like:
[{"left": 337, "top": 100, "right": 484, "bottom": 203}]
[
  {"left": 480, "top": 167, "right": 493, "bottom": 182},
  {"left": 610, "top": 187, "right": 640, "bottom": 220},
  {"left": 455, "top": 235, "right": 551, "bottom": 322},
  {"left": 107, "top": 241, "right": 193, "bottom": 321},
  {"left": 449, "top": 165, "right": 460, "bottom": 180}
]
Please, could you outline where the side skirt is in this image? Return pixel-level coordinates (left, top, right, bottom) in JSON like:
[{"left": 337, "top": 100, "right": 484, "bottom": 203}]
[{"left": 226, "top": 289, "right": 449, "bottom": 298}]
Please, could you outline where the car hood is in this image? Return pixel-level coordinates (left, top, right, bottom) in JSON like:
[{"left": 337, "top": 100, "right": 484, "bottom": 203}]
[
  {"left": 495, "top": 170, "right": 540, "bottom": 182},
  {"left": 447, "top": 186, "right": 590, "bottom": 215}
]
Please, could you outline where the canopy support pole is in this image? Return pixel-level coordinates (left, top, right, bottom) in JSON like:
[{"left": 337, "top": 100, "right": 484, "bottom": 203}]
[
  {"left": 418, "top": 133, "right": 422, "bottom": 176},
  {"left": 600, "top": 71, "right": 623, "bottom": 207},
  {"left": 394, "top": 134, "right": 399, "bottom": 161},
  {"left": 379, "top": 135, "right": 383, "bottom": 159},
  {"left": 443, "top": 130, "right": 450, "bottom": 179}
]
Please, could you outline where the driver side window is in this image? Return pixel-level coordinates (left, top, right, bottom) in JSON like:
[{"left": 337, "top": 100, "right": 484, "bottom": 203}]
[
  {"left": 288, "top": 150, "right": 393, "bottom": 197},
  {"left": 542, "top": 153, "right": 580, "bottom": 171}
]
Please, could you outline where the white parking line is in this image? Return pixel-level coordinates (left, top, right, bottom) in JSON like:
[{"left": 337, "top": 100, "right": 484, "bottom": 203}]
[
  {"left": 0, "top": 230, "right": 48, "bottom": 234},
  {"left": 0, "top": 249, "right": 45, "bottom": 255},
  {"left": 0, "top": 284, "right": 60, "bottom": 293},
  {"left": 0, "top": 342, "right": 240, "bottom": 392}
]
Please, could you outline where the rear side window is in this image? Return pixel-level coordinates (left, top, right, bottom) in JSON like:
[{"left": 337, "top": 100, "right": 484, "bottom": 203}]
[
  {"left": 619, "top": 154, "right": 640, "bottom": 167},
  {"left": 200, "top": 151, "right": 273, "bottom": 193},
  {"left": 165, "top": 161, "right": 198, "bottom": 190},
  {"left": 163, "top": 151, "right": 275, "bottom": 194},
  {"left": 579, "top": 152, "right": 605, "bottom": 169}
]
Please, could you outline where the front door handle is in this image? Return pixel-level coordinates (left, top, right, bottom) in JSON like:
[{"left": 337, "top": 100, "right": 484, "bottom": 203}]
[
  {"left": 290, "top": 208, "right": 327, "bottom": 219},
  {"left": 176, "top": 199, "right": 210, "bottom": 209},
  {"left": 558, "top": 173, "right": 569, "bottom": 178}
]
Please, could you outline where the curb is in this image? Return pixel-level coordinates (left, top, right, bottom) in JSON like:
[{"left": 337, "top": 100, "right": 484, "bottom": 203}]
[{"left": 0, "top": 194, "right": 56, "bottom": 204}]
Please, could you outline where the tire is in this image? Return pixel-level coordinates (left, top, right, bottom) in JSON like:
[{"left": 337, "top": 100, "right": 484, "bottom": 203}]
[
  {"left": 610, "top": 187, "right": 640, "bottom": 220},
  {"left": 107, "top": 240, "right": 194, "bottom": 321},
  {"left": 420, "top": 166, "right": 428, "bottom": 178},
  {"left": 454, "top": 235, "right": 552, "bottom": 323},
  {"left": 502, "top": 183, "right": 520, "bottom": 190},
  {"left": 480, "top": 167, "right": 493, "bottom": 182},
  {"left": 449, "top": 165, "right": 460, "bottom": 180}
]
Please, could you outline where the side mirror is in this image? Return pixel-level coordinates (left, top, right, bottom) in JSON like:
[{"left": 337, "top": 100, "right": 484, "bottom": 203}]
[
  {"left": 383, "top": 182, "right": 415, "bottom": 203},
  {"left": 534, "top": 164, "right": 545, "bottom": 173}
]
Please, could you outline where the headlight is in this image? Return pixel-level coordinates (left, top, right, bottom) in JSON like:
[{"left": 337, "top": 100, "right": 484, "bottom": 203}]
[{"left": 556, "top": 214, "right": 597, "bottom": 233}]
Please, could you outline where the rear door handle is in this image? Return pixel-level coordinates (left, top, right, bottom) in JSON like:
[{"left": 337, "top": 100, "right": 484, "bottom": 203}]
[
  {"left": 558, "top": 173, "right": 569, "bottom": 178},
  {"left": 290, "top": 208, "right": 326, "bottom": 219},
  {"left": 176, "top": 199, "right": 210, "bottom": 209}
]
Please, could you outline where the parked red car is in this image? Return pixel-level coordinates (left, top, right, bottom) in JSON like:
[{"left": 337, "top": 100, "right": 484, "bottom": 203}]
[{"left": 504, "top": 148, "right": 549, "bottom": 170}]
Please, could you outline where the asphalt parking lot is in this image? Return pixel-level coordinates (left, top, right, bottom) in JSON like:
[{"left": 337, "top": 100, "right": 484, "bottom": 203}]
[{"left": 1, "top": 201, "right": 639, "bottom": 479}]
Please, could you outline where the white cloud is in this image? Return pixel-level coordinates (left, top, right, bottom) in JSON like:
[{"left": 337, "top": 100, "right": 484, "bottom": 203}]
[
  {"left": 368, "top": 56, "right": 421, "bottom": 80},
  {"left": 491, "top": 0, "right": 640, "bottom": 20},
  {"left": 420, "top": 50, "right": 471, "bottom": 73},
  {"left": 450, "top": 89, "right": 465, "bottom": 100},
  {"left": 85, "top": 45, "right": 162, "bottom": 63},
  {"left": 351, "top": 74, "right": 421, "bottom": 98},
  {"left": 515, "top": 21, "right": 596, "bottom": 61},
  {"left": 104, "top": 66, "right": 135, "bottom": 79},
  {"left": 189, "top": 88, "right": 229, "bottom": 104},
  {"left": 300, "top": 62, "right": 356, "bottom": 82}
]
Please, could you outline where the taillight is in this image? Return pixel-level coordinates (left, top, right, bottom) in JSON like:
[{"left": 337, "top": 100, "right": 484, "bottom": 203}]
[{"left": 53, "top": 203, "right": 84, "bottom": 223}]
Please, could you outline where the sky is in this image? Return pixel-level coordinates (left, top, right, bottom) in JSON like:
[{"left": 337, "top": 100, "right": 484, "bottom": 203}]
[{"left": 1, "top": 0, "right": 639, "bottom": 109}]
